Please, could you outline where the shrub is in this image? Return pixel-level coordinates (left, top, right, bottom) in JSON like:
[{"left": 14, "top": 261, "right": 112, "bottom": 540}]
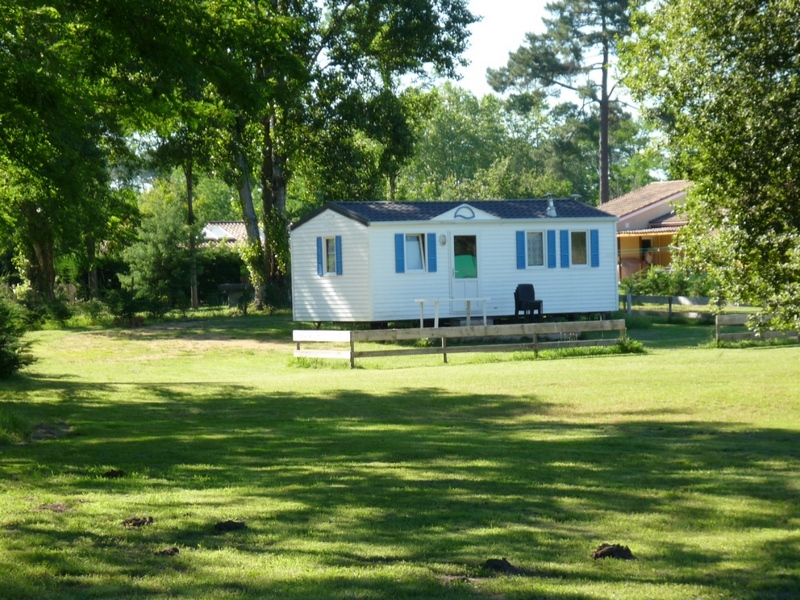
[
  {"left": 68, "top": 299, "right": 114, "bottom": 327},
  {"left": 0, "top": 292, "right": 35, "bottom": 378},
  {"left": 197, "top": 244, "right": 246, "bottom": 306},
  {"left": 621, "top": 266, "right": 717, "bottom": 297},
  {"left": 11, "top": 281, "right": 72, "bottom": 328},
  {"left": 103, "top": 288, "right": 145, "bottom": 325}
]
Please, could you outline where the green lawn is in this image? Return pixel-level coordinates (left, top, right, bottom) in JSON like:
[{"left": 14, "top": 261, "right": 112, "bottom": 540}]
[{"left": 1, "top": 315, "right": 799, "bottom": 599}]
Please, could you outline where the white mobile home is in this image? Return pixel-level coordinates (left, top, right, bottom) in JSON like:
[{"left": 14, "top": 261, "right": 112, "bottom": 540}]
[{"left": 289, "top": 199, "right": 619, "bottom": 323}]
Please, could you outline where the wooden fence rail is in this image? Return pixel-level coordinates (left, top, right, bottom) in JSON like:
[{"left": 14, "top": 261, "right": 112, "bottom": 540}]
[
  {"left": 715, "top": 313, "right": 800, "bottom": 344},
  {"left": 619, "top": 293, "right": 720, "bottom": 319},
  {"left": 294, "top": 320, "right": 627, "bottom": 368}
]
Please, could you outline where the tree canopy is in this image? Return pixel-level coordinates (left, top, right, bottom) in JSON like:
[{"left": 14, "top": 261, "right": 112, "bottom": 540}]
[
  {"left": 622, "top": 0, "right": 800, "bottom": 330},
  {"left": 393, "top": 83, "right": 657, "bottom": 202},
  {"left": 0, "top": 0, "right": 477, "bottom": 305}
]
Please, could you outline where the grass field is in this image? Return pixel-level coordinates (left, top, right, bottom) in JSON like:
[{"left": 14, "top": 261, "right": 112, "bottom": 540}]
[{"left": 1, "top": 314, "right": 799, "bottom": 599}]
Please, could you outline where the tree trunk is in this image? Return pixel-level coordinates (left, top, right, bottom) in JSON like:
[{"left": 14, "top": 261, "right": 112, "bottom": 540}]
[
  {"left": 261, "top": 112, "right": 288, "bottom": 283},
  {"left": 21, "top": 202, "right": 56, "bottom": 301},
  {"left": 86, "top": 236, "right": 99, "bottom": 300},
  {"left": 234, "top": 116, "right": 266, "bottom": 309},
  {"left": 184, "top": 159, "right": 199, "bottom": 310},
  {"left": 599, "top": 34, "right": 611, "bottom": 205},
  {"left": 29, "top": 238, "right": 56, "bottom": 302}
]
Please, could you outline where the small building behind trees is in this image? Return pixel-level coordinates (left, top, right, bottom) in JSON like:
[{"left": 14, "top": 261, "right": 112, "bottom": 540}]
[{"left": 600, "top": 180, "right": 692, "bottom": 279}]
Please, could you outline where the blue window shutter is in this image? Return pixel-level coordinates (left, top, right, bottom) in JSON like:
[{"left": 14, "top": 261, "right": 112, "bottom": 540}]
[
  {"left": 547, "top": 230, "right": 557, "bottom": 269},
  {"left": 335, "top": 235, "right": 343, "bottom": 275},
  {"left": 590, "top": 229, "right": 600, "bottom": 268},
  {"left": 560, "top": 230, "right": 570, "bottom": 268},
  {"left": 516, "top": 231, "right": 525, "bottom": 269},
  {"left": 316, "top": 237, "right": 323, "bottom": 276},
  {"left": 394, "top": 233, "right": 405, "bottom": 273},
  {"left": 427, "top": 233, "right": 437, "bottom": 272}
]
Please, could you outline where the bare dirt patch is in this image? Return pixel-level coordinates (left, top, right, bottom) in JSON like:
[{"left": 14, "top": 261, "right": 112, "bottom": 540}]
[
  {"left": 29, "top": 421, "right": 74, "bottom": 442},
  {"left": 78, "top": 327, "right": 289, "bottom": 358},
  {"left": 481, "top": 557, "right": 524, "bottom": 575},
  {"left": 592, "top": 543, "right": 636, "bottom": 560},
  {"left": 38, "top": 502, "right": 70, "bottom": 513},
  {"left": 123, "top": 516, "right": 153, "bottom": 528},
  {"left": 213, "top": 520, "right": 247, "bottom": 533},
  {"left": 102, "top": 469, "right": 126, "bottom": 479}
]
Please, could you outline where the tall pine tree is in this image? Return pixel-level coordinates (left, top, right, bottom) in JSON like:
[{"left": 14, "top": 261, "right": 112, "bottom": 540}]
[{"left": 488, "top": 0, "right": 630, "bottom": 204}]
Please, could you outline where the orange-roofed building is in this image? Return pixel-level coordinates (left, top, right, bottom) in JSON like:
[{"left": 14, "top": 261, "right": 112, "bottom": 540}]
[{"left": 600, "top": 180, "right": 692, "bottom": 279}]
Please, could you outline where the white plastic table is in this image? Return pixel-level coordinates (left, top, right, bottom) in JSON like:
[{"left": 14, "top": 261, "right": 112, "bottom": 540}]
[{"left": 413, "top": 297, "right": 490, "bottom": 328}]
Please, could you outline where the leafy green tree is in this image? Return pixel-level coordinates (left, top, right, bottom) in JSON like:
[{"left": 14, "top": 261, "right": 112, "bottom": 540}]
[
  {"left": 0, "top": 3, "right": 117, "bottom": 300},
  {"left": 194, "top": 177, "right": 240, "bottom": 223},
  {"left": 0, "top": 0, "right": 202, "bottom": 301},
  {"left": 521, "top": 100, "right": 660, "bottom": 202},
  {"left": 394, "top": 84, "right": 627, "bottom": 201},
  {"left": 529, "top": 101, "right": 598, "bottom": 201},
  {"left": 608, "top": 112, "right": 664, "bottom": 197},
  {"left": 197, "top": 243, "right": 246, "bottom": 306},
  {"left": 445, "top": 159, "right": 572, "bottom": 201},
  {"left": 488, "top": 0, "right": 631, "bottom": 204},
  {"left": 623, "top": 0, "right": 800, "bottom": 329},
  {"left": 251, "top": 1, "right": 476, "bottom": 280},
  {"left": 120, "top": 186, "right": 194, "bottom": 317},
  {"left": 395, "top": 85, "right": 515, "bottom": 199}
]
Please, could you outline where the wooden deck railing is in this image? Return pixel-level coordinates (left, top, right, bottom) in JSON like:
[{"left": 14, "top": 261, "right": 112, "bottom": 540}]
[{"left": 294, "top": 320, "right": 627, "bottom": 368}]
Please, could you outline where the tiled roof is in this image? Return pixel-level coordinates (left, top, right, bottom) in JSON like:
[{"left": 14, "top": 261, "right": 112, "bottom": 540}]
[
  {"left": 599, "top": 180, "right": 692, "bottom": 218},
  {"left": 291, "top": 199, "right": 614, "bottom": 230},
  {"left": 202, "top": 221, "right": 249, "bottom": 242}
]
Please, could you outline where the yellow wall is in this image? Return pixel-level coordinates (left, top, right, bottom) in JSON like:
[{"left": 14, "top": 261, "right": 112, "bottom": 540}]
[{"left": 617, "top": 232, "right": 677, "bottom": 279}]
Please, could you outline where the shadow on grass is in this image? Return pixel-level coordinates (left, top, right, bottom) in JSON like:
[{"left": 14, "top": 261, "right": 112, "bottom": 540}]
[{"left": 1, "top": 376, "right": 799, "bottom": 599}]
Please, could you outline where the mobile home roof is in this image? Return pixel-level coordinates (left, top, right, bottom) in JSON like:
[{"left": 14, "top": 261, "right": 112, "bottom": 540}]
[{"left": 290, "top": 199, "right": 616, "bottom": 230}]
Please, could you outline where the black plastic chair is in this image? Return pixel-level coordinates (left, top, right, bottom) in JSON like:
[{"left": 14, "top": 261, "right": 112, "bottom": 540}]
[{"left": 514, "top": 284, "right": 543, "bottom": 322}]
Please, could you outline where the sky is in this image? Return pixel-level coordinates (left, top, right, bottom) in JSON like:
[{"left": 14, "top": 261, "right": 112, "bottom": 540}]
[{"left": 450, "top": 0, "right": 547, "bottom": 98}]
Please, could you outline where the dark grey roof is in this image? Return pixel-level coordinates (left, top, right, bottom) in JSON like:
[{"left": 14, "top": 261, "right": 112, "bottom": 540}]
[{"left": 291, "top": 199, "right": 615, "bottom": 230}]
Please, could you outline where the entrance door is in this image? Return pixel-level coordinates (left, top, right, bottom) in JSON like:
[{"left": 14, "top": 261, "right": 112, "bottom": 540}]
[{"left": 450, "top": 234, "right": 479, "bottom": 313}]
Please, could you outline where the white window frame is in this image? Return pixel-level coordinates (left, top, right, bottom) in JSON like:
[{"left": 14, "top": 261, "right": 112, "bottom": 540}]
[
  {"left": 526, "top": 231, "right": 545, "bottom": 268},
  {"left": 324, "top": 237, "right": 337, "bottom": 274},
  {"left": 571, "top": 230, "right": 588, "bottom": 266},
  {"left": 404, "top": 233, "right": 426, "bottom": 272}
]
